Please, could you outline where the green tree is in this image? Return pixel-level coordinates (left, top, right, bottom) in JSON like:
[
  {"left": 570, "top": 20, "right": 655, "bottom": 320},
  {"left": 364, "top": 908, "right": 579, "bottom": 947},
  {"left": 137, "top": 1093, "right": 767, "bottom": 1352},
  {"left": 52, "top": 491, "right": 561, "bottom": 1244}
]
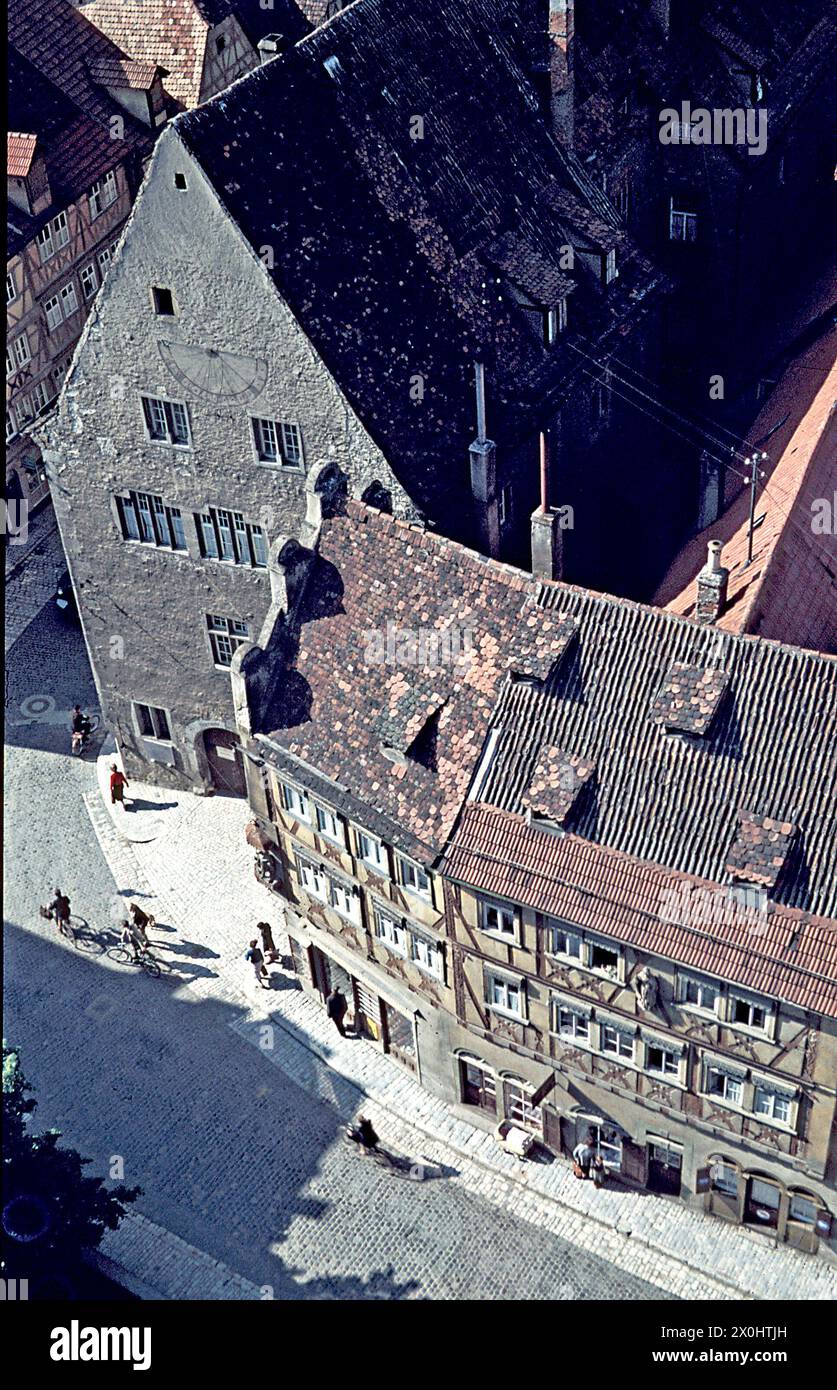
[{"left": 2, "top": 1044, "right": 140, "bottom": 1290}]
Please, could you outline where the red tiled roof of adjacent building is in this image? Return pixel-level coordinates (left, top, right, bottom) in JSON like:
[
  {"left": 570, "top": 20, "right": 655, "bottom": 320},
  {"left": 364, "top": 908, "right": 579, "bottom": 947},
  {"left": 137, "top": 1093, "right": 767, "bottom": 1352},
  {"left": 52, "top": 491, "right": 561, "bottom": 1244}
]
[
  {"left": 87, "top": 54, "right": 161, "bottom": 90},
  {"left": 7, "top": 132, "right": 39, "bottom": 177},
  {"left": 258, "top": 501, "right": 574, "bottom": 861},
  {"left": 444, "top": 803, "right": 837, "bottom": 1019},
  {"left": 653, "top": 326, "right": 837, "bottom": 654}
]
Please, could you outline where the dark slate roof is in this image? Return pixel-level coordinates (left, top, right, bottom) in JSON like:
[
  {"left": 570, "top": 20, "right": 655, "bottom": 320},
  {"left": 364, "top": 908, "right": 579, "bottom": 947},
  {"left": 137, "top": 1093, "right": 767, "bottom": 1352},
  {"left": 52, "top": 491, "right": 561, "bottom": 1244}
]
[
  {"left": 256, "top": 501, "right": 568, "bottom": 863},
  {"left": 176, "top": 0, "right": 665, "bottom": 540},
  {"left": 444, "top": 804, "right": 837, "bottom": 1019},
  {"left": 477, "top": 583, "right": 837, "bottom": 917}
]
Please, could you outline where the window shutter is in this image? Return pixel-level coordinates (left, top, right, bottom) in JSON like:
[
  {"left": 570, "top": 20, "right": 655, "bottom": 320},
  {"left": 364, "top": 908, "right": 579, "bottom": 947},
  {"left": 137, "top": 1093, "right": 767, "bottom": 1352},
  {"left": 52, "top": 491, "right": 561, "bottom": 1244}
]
[{"left": 621, "top": 1137, "right": 647, "bottom": 1183}]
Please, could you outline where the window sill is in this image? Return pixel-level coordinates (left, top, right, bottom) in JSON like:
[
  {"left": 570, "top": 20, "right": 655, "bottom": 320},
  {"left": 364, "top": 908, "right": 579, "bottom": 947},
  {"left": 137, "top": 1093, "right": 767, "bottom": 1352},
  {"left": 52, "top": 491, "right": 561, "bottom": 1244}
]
[
  {"left": 481, "top": 928, "right": 518, "bottom": 945},
  {"left": 487, "top": 1004, "right": 527, "bottom": 1024},
  {"left": 255, "top": 458, "right": 304, "bottom": 470}
]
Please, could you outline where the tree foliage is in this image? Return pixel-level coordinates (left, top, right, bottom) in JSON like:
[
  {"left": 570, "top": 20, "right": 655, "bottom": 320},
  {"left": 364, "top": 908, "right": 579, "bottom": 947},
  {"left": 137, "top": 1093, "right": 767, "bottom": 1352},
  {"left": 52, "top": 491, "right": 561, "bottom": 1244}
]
[{"left": 2, "top": 1044, "right": 141, "bottom": 1283}]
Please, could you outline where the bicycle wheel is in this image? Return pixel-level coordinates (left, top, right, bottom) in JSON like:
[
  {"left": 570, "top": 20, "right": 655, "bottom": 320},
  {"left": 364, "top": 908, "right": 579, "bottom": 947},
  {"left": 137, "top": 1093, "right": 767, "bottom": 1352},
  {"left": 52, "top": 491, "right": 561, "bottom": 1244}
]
[
  {"left": 106, "top": 945, "right": 134, "bottom": 965},
  {"left": 141, "top": 956, "right": 161, "bottom": 979},
  {"left": 59, "top": 917, "right": 76, "bottom": 942}
]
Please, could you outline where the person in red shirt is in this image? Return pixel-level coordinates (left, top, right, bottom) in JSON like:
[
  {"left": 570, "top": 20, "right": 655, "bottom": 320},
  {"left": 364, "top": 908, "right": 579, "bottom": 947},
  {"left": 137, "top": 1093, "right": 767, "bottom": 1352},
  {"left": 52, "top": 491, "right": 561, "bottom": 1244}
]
[{"left": 109, "top": 764, "right": 129, "bottom": 807}]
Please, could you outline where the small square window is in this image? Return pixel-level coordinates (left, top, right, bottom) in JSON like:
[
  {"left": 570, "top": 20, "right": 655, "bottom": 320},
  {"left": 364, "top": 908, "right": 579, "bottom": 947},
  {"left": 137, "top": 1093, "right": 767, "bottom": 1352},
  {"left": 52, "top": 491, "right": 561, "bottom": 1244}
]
[
  {"left": 174, "top": 172, "right": 188, "bottom": 191},
  {"left": 152, "top": 286, "right": 175, "bottom": 316},
  {"left": 480, "top": 899, "right": 515, "bottom": 938},
  {"left": 134, "top": 702, "right": 171, "bottom": 741}
]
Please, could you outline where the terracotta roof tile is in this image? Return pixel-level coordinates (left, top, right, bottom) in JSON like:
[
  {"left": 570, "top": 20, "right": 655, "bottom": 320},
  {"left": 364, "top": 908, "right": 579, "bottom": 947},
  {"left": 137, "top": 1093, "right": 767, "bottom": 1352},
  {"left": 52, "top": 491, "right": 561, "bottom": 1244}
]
[
  {"left": 650, "top": 662, "right": 730, "bottom": 735},
  {"left": 725, "top": 810, "right": 797, "bottom": 890},
  {"left": 7, "top": 132, "right": 38, "bottom": 177}
]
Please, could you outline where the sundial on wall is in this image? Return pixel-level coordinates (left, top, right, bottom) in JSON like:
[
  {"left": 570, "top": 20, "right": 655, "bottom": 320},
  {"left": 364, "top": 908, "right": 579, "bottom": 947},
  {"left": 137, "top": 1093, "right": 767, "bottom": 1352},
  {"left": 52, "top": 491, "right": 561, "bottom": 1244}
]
[{"left": 157, "top": 341, "right": 268, "bottom": 400}]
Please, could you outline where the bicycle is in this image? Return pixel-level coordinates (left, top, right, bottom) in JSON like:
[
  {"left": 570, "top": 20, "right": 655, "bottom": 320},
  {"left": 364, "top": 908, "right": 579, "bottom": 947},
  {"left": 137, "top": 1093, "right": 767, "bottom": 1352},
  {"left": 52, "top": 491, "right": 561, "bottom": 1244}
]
[
  {"left": 106, "top": 942, "right": 163, "bottom": 979},
  {"left": 70, "top": 712, "right": 100, "bottom": 756}
]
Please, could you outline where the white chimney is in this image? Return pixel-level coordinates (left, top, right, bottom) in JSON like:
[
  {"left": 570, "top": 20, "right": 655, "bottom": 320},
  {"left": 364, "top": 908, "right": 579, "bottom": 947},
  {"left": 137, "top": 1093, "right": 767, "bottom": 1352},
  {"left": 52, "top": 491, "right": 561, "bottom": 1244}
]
[{"left": 696, "top": 540, "right": 729, "bottom": 624}]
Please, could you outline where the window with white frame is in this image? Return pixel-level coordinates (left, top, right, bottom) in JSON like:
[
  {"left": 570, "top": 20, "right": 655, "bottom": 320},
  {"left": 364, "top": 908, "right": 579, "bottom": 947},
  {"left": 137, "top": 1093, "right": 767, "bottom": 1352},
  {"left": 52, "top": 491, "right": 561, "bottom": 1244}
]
[
  {"left": 282, "top": 782, "right": 310, "bottom": 821},
  {"left": 97, "top": 243, "right": 118, "bottom": 274},
  {"left": 116, "top": 491, "right": 186, "bottom": 550},
  {"left": 498, "top": 483, "right": 513, "bottom": 529},
  {"left": 487, "top": 972, "right": 525, "bottom": 1018},
  {"left": 6, "top": 271, "right": 18, "bottom": 304},
  {"left": 35, "top": 211, "right": 69, "bottom": 263},
  {"left": 589, "top": 939, "right": 620, "bottom": 978},
  {"left": 251, "top": 417, "right": 304, "bottom": 467},
  {"left": 603, "top": 248, "right": 618, "bottom": 284},
  {"left": 207, "top": 613, "right": 248, "bottom": 667},
  {"left": 396, "top": 855, "right": 430, "bottom": 899},
  {"left": 545, "top": 921, "right": 582, "bottom": 962},
  {"left": 141, "top": 394, "right": 191, "bottom": 446},
  {"left": 594, "top": 367, "right": 612, "bottom": 423},
  {"left": 6, "top": 334, "right": 31, "bottom": 374},
  {"left": 329, "top": 877, "right": 360, "bottom": 923},
  {"left": 645, "top": 1040, "right": 681, "bottom": 1078},
  {"left": 44, "top": 294, "right": 65, "bottom": 332},
  {"left": 133, "top": 702, "right": 171, "bottom": 741},
  {"left": 601, "top": 1023, "right": 635, "bottom": 1060},
  {"left": 314, "top": 803, "right": 344, "bottom": 845},
  {"left": 195, "top": 507, "right": 267, "bottom": 568},
  {"left": 753, "top": 1085, "right": 793, "bottom": 1125},
  {"left": 298, "top": 856, "right": 329, "bottom": 903},
  {"left": 479, "top": 898, "right": 516, "bottom": 939},
  {"left": 554, "top": 1002, "right": 590, "bottom": 1043},
  {"left": 728, "top": 993, "right": 768, "bottom": 1032},
  {"left": 669, "top": 200, "right": 697, "bottom": 243},
  {"left": 30, "top": 379, "right": 53, "bottom": 413},
  {"left": 89, "top": 170, "right": 118, "bottom": 219},
  {"left": 80, "top": 262, "right": 98, "bottom": 300},
  {"left": 375, "top": 908, "right": 408, "bottom": 956},
  {"left": 705, "top": 1065, "right": 743, "bottom": 1106},
  {"left": 614, "top": 182, "right": 630, "bottom": 219},
  {"left": 6, "top": 410, "right": 18, "bottom": 441},
  {"left": 356, "top": 829, "right": 387, "bottom": 873},
  {"left": 503, "top": 1078, "right": 542, "bottom": 1130},
  {"left": 410, "top": 931, "right": 443, "bottom": 979},
  {"left": 679, "top": 974, "right": 719, "bottom": 1014},
  {"left": 544, "top": 299, "right": 567, "bottom": 345},
  {"left": 60, "top": 282, "right": 79, "bottom": 318}
]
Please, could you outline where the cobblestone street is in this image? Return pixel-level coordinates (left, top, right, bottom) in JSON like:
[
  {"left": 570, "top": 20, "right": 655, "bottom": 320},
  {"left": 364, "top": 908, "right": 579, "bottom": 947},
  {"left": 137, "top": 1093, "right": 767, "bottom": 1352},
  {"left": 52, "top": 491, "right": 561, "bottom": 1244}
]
[{"left": 5, "top": 558, "right": 837, "bottom": 1302}]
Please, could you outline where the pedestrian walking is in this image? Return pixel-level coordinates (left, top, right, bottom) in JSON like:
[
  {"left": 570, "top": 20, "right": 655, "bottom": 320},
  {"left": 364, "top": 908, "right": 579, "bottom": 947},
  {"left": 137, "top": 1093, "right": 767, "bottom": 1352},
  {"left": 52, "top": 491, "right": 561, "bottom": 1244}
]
[
  {"left": 110, "top": 764, "right": 129, "bottom": 807},
  {"left": 245, "top": 939, "right": 269, "bottom": 988},
  {"left": 572, "top": 1130, "right": 597, "bottom": 1179},
  {"left": 257, "top": 920, "right": 277, "bottom": 962},
  {"left": 326, "top": 985, "right": 349, "bottom": 1036}
]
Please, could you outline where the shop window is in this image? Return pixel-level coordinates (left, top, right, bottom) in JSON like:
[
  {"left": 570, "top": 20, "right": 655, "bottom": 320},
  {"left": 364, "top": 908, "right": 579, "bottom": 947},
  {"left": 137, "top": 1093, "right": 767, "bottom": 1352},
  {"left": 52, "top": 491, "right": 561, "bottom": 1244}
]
[
  {"left": 709, "top": 1157, "right": 740, "bottom": 1197},
  {"left": 788, "top": 1192, "right": 817, "bottom": 1226}
]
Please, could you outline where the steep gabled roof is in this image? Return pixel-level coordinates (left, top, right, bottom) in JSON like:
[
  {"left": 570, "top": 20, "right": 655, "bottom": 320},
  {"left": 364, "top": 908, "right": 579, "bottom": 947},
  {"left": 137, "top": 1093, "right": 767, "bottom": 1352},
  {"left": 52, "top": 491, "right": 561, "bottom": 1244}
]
[
  {"left": 654, "top": 327, "right": 837, "bottom": 653},
  {"left": 175, "top": 0, "right": 665, "bottom": 540},
  {"left": 477, "top": 582, "right": 837, "bottom": 917}
]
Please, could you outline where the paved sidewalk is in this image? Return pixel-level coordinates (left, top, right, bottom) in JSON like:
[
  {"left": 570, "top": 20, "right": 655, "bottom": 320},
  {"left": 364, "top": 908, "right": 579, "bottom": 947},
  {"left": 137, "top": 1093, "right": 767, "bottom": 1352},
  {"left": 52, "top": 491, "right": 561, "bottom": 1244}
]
[
  {"left": 5, "top": 504, "right": 65, "bottom": 653},
  {"left": 86, "top": 764, "right": 837, "bottom": 1301}
]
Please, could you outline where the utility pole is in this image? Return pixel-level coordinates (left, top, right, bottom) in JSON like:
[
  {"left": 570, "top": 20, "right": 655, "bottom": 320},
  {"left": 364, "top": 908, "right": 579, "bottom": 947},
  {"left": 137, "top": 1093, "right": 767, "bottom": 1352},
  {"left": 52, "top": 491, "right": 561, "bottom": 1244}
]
[{"left": 744, "top": 451, "right": 768, "bottom": 566}]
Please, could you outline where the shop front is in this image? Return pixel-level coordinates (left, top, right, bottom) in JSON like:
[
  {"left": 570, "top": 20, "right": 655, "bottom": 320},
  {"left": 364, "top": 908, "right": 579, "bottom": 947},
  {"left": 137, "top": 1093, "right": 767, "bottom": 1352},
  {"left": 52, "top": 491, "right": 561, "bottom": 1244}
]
[{"left": 698, "top": 1153, "right": 833, "bottom": 1254}]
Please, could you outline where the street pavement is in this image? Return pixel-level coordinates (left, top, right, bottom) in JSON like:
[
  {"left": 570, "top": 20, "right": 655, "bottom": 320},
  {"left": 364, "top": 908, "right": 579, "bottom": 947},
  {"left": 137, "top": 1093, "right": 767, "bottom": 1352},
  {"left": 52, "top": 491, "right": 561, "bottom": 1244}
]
[{"left": 6, "top": 548, "right": 837, "bottom": 1301}]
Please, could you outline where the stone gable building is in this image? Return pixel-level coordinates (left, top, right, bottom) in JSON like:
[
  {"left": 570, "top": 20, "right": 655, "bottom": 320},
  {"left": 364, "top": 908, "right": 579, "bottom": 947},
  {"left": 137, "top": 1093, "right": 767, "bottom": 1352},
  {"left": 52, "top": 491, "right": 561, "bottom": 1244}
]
[{"left": 43, "top": 0, "right": 676, "bottom": 791}]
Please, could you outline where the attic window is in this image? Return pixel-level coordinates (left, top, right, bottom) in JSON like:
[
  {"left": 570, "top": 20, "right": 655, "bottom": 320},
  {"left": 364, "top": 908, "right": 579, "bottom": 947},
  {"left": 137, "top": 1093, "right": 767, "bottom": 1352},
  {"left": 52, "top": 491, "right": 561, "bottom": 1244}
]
[
  {"left": 323, "top": 56, "right": 343, "bottom": 81},
  {"left": 544, "top": 299, "right": 567, "bottom": 345},
  {"left": 523, "top": 746, "right": 596, "bottom": 827},
  {"left": 152, "top": 286, "right": 175, "bottom": 317},
  {"left": 724, "top": 811, "right": 796, "bottom": 892},
  {"left": 174, "top": 172, "right": 188, "bottom": 191},
  {"left": 650, "top": 663, "right": 729, "bottom": 736},
  {"left": 603, "top": 249, "right": 618, "bottom": 284},
  {"left": 216, "top": 36, "right": 227, "bottom": 54}
]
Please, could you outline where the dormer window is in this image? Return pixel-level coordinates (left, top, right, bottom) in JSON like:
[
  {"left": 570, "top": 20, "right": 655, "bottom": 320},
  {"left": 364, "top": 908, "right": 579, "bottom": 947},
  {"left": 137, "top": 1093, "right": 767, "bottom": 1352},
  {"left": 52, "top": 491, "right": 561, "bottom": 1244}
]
[
  {"left": 603, "top": 249, "right": 618, "bottom": 284},
  {"left": 323, "top": 56, "right": 343, "bottom": 81},
  {"left": 544, "top": 298, "right": 568, "bottom": 345}
]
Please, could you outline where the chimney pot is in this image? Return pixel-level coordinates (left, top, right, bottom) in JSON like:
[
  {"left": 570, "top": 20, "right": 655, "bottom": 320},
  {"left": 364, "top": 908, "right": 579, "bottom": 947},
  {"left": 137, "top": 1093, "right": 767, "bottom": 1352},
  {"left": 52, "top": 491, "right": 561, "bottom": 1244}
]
[{"left": 696, "top": 539, "right": 729, "bottom": 624}]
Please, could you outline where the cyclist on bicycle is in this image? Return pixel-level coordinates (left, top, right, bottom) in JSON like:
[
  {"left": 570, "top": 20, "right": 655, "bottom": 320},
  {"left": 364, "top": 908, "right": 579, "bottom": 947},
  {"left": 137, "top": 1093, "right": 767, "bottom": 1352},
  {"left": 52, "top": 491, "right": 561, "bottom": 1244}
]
[
  {"left": 48, "top": 889, "right": 71, "bottom": 928},
  {"left": 121, "top": 920, "right": 146, "bottom": 962},
  {"left": 128, "top": 903, "right": 152, "bottom": 944},
  {"left": 70, "top": 705, "right": 92, "bottom": 754}
]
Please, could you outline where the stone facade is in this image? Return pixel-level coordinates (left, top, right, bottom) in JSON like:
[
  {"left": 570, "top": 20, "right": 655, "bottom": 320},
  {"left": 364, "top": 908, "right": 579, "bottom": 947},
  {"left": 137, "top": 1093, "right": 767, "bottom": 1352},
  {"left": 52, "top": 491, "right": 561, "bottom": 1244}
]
[{"left": 40, "top": 126, "right": 406, "bottom": 790}]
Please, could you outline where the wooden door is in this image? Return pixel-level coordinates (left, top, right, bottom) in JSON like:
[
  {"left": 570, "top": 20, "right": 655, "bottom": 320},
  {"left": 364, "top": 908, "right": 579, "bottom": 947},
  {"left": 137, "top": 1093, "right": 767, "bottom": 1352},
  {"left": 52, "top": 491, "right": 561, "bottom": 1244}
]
[{"left": 203, "top": 728, "right": 247, "bottom": 797}]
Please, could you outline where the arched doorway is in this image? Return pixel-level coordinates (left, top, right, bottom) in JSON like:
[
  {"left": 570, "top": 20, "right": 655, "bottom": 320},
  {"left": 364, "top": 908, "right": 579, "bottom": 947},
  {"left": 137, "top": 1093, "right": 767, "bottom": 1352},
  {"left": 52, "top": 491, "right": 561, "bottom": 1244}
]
[{"left": 202, "top": 728, "right": 247, "bottom": 797}]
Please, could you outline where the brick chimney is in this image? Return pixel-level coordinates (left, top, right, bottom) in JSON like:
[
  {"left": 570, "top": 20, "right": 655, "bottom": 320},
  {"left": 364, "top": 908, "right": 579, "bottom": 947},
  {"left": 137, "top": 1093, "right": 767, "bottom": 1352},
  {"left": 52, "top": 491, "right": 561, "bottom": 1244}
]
[
  {"left": 695, "top": 540, "right": 729, "bottom": 624},
  {"left": 548, "top": 1, "right": 575, "bottom": 148},
  {"left": 531, "top": 430, "right": 563, "bottom": 580},
  {"left": 469, "top": 362, "right": 500, "bottom": 558}
]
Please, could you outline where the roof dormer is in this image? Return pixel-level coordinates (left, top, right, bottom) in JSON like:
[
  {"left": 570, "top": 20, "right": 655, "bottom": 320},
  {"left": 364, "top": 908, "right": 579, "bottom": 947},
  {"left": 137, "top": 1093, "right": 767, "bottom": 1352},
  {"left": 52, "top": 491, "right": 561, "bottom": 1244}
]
[{"left": 7, "top": 133, "right": 51, "bottom": 216}]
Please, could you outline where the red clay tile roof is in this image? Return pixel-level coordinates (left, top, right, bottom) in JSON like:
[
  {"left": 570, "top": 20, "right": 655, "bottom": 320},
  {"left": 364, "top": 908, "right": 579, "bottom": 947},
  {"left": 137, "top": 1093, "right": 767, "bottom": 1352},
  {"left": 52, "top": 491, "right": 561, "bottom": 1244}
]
[
  {"left": 444, "top": 803, "right": 837, "bottom": 1018},
  {"left": 725, "top": 810, "right": 797, "bottom": 890},
  {"left": 654, "top": 327, "right": 837, "bottom": 654},
  {"left": 523, "top": 746, "right": 596, "bottom": 824},
  {"left": 87, "top": 54, "right": 161, "bottom": 89},
  {"left": 259, "top": 501, "right": 573, "bottom": 861},
  {"left": 650, "top": 662, "right": 730, "bottom": 735},
  {"left": 7, "top": 132, "right": 38, "bottom": 177},
  {"left": 76, "top": 0, "right": 212, "bottom": 106}
]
